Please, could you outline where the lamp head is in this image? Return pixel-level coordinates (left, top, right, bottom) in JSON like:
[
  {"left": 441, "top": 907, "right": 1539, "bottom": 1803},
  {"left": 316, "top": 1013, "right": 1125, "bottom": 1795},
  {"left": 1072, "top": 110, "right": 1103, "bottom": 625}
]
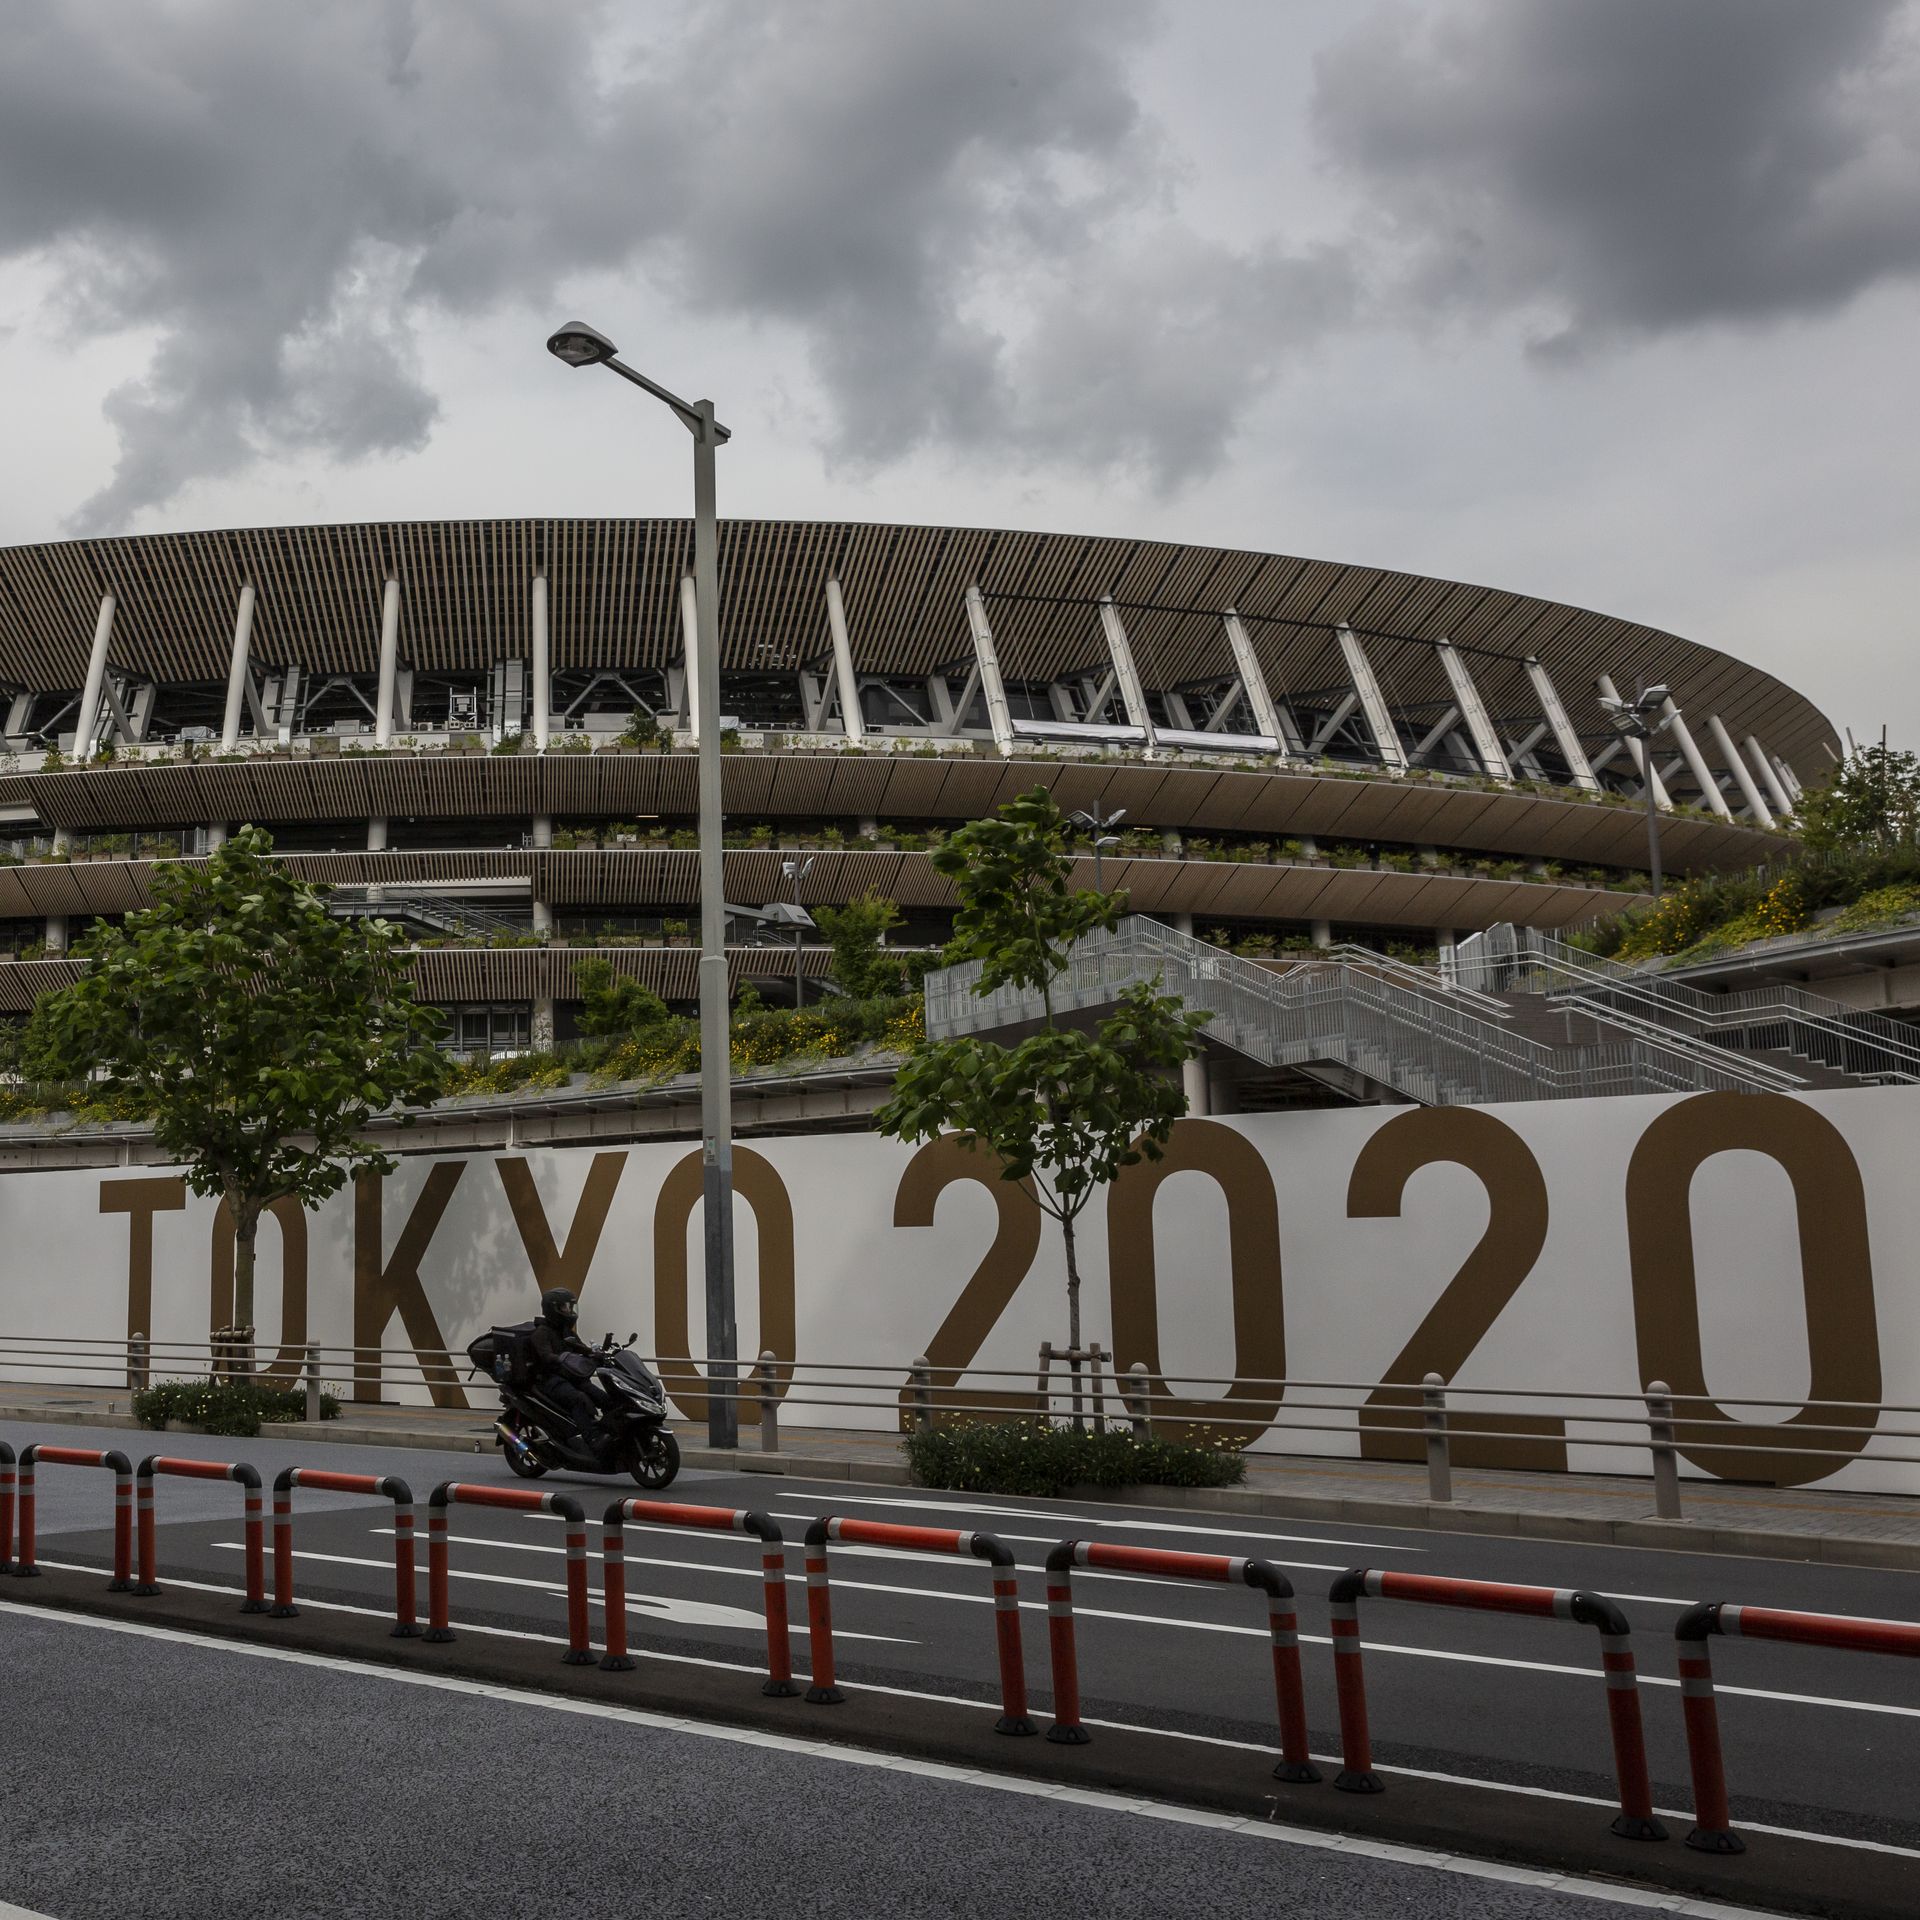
[{"left": 546, "top": 321, "right": 618, "bottom": 368}]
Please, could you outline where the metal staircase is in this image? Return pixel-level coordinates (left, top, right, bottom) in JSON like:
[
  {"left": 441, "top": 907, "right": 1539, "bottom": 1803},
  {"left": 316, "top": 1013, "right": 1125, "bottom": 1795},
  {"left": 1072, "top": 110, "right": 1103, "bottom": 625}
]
[
  {"left": 328, "top": 889, "right": 534, "bottom": 942},
  {"left": 924, "top": 918, "right": 1791, "bottom": 1108},
  {"left": 1456, "top": 926, "right": 1920, "bottom": 1088}
]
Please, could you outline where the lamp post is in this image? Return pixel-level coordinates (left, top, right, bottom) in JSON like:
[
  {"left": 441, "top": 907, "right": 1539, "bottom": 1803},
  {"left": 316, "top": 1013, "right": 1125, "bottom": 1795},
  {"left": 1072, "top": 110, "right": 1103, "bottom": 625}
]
[
  {"left": 547, "top": 320, "right": 739, "bottom": 1448},
  {"left": 1599, "top": 682, "right": 1676, "bottom": 900},
  {"left": 782, "top": 855, "right": 815, "bottom": 1006},
  {"left": 1070, "top": 805, "right": 1127, "bottom": 891}
]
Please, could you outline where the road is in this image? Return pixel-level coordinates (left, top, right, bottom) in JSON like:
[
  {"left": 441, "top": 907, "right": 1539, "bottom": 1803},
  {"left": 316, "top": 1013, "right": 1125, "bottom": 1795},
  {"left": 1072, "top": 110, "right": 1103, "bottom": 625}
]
[
  {"left": 7, "top": 1419, "right": 1919, "bottom": 1872},
  {"left": 0, "top": 1605, "right": 1784, "bottom": 1920}
]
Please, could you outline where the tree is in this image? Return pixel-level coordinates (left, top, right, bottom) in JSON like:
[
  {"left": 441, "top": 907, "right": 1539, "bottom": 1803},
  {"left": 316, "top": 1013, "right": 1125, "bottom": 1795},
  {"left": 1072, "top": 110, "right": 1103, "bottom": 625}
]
[
  {"left": 814, "top": 889, "right": 907, "bottom": 998},
  {"left": 875, "top": 788, "right": 1207, "bottom": 1351},
  {"left": 1796, "top": 741, "right": 1920, "bottom": 851},
  {"left": 24, "top": 827, "right": 449, "bottom": 1330},
  {"left": 574, "top": 955, "right": 672, "bottom": 1036}
]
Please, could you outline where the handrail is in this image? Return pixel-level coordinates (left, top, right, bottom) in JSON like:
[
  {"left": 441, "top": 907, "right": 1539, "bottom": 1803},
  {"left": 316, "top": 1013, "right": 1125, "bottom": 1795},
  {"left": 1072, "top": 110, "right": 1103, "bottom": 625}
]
[
  {"left": 1458, "top": 925, "right": 1920, "bottom": 1085},
  {"left": 926, "top": 916, "right": 1792, "bottom": 1104}
]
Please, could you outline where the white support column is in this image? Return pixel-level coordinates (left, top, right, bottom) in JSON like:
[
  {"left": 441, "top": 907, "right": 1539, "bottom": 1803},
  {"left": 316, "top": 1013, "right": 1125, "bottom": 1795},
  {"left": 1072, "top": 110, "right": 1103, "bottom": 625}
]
[
  {"left": 825, "top": 577, "right": 865, "bottom": 744},
  {"left": 1097, "top": 597, "right": 1155, "bottom": 749},
  {"left": 1526, "top": 657, "right": 1599, "bottom": 791},
  {"left": 72, "top": 590, "right": 116, "bottom": 758},
  {"left": 530, "top": 570, "right": 551, "bottom": 750},
  {"left": 373, "top": 575, "right": 401, "bottom": 748},
  {"left": 1704, "top": 712, "right": 1773, "bottom": 826},
  {"left": 679, "top": 575, "right": 703, "bottom": 740},
  {"left": 219, "top": 581, "right": 255, "bottom": 753},
  {"left": 1659, "top": 699, "right": 1731, "bottom": 819},
  {"left": 963, "top": 584, "right": 1016, "bottom": 756},
  {"left": 1181, "top": 1055, "right": 1210, "bottom": 1116},
  {"left": 1746, "top": 736, "right": 1793, "bottom": 818},
  {"left": 1434, "top": 639, "right": 1511, "bottom": 782},
  {"left": 1771, "top": 751, "right": 1804, "bottom": 802},
  {"left": 1222, "top": 610, "right": 1296, "bottom": 754},
  {"left": 1597, "top": 675, "right": 1672, "bottom": 808},
  {"left": 1335, "top": 625, "right": 1407, "bottom": 773},
  {"left": 366, "top": 817, "right": 389, "bottom": 852}
]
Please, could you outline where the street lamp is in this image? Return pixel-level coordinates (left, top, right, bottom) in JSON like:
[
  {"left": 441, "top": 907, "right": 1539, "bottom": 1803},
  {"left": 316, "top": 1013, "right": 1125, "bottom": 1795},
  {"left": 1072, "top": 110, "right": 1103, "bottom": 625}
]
[
  {"left": 1599, "top": 682, "right": 1677, "bottom": 900},
  {"left": 547, "top": 319, "right": 740, "bottom": 1448},
  {"left": 1070, "top": 805, "right": 1127, "bottom": 891},
  {"left": 782, "top": 856, "right": 815, "bottom": 1005}
]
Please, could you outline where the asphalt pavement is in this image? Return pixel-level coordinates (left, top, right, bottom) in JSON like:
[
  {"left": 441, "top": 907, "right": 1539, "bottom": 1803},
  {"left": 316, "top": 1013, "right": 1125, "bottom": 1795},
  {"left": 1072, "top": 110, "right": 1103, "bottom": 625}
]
[
  {"left": 0, "top": 1606, "right": 1790, "bottom": 1920},
  {"left": 9, "top": 1417, "right": 1918, "bottom": 1866}
]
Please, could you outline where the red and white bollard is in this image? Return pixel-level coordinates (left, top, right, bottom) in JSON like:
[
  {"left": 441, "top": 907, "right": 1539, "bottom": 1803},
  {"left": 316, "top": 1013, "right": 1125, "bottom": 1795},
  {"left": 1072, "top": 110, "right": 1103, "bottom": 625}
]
[
  {"left": 270, "top": 1467, "right": 417, "bottom": 1634},
  {"left": 13, "top": 1445, "right": 135, "bottom": 1590},
  {"left": 134, "top": 1456, "right": 266, "bottom": 1611},
  {"left": 425, "top": 1482, "right": 592, "bottom": 1664},
  {"left": 600, "top": 1499, "right": 796, "bottom": 1694}
]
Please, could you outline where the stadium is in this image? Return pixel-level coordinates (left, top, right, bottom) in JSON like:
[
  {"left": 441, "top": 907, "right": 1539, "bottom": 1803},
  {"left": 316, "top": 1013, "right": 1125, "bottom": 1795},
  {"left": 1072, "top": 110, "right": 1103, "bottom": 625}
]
[{"left": 0, "top": 517, "right": 1828, "bottom": 1093}]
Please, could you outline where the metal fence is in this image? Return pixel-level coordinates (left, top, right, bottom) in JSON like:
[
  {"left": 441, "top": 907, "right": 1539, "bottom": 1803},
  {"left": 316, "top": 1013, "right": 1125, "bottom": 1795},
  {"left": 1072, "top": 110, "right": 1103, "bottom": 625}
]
[
  {"left": 3, "top": 1334, "right": 1915, "bottom": 1520},
  {"left": 925, "top": 917, "right": 1783, "bottom": 1104},
  {"left": 1456, "top": 925, "right": 1920, "bottom": 1085}
]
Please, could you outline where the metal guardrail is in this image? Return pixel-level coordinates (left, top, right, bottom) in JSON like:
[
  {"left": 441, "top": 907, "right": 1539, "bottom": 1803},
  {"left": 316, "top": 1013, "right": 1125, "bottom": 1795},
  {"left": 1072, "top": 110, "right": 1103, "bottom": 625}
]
[
  {"left": 1457, "top": 925, "right": 1920, "bottom": 1085},
  {"left": 4, "top": 1336, "right": 1914, "bottom": 1517},
  {"left": 925, "top": 917, "right": 1784, "bottom": 1105}
]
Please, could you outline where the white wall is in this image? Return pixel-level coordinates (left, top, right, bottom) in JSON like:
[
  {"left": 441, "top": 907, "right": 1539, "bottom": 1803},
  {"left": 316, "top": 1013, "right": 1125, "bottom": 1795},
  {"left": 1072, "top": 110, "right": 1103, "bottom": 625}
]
[{"left": 7, "top": 1087, "right": 1914, "bottom": 1492}]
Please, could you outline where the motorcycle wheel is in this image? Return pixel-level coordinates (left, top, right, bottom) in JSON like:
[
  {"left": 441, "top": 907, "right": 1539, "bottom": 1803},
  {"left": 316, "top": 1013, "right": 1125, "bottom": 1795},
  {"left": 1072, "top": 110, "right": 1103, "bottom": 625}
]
[
  {"left": 629, "top": 1431, "right": 681, "bottom": 1491},
  {"left": 504, "top": 1440, "right": 549, "bottom": 1479}
]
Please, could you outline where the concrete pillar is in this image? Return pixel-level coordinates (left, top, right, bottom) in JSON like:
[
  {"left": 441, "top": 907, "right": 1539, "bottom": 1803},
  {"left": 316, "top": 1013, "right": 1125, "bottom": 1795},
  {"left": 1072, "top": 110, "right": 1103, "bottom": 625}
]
[
  {"left": 1747, "top": 736, "right": 1793, "bottom": 818},
  {"left": 679, "top": 575, "right": 702, "bottom": 740},
  {"left": 1222, "top": 609, "right": 1295, "bottom": 753},
  {"left": 220, "top": 581, "right": 255, "bottom": 753},
  {"left": 1705, "top": 713, "right": 1773, "bottom": 826},
  {"left": 1660, "top": 700, "right": 1731, "bottom": 818},
  {"left": 1171, "top": 912, "right": 1194, "bottom": 935},
  {"left": 532, "top": 813, "right": 553, "bottom": 851},
  {"left": 44, "top": 915, "right": 68, "bottom": 956},
  {"left": 72, "top": 591, "right": 116, "bottom": 758},
  {"left": 206, "top": 824, "right": 228, "bottom": 852},
  {"left": 531, "top": 997, "right": 555, "bottom": 1050},
  {"left": 373, "top": 575, "right": 401, "bottom": 747},
  {"left": 1097, "top": 597, "right": 1155, "bottom": 747},
  {"left": 1181, "top": 1055, "right": 1210, "bottom": 1116},
  {"left": 367, "top": 817, "right": 389, "bottom": 852},
  {"left": 963, "top": 584, "right": 1016, "bottom": 756},
  {"left": 1311, "top": 920, "right": 1332, "bottom": 949},
  {"left": 1525, "top": 656, "right": 1599, "bottom": 791},
  {"left": 1436, "top": 927, "right": 1457, "bottom": 983},
  {"left": 532, "top": 899, "right": 554, "bottom": 935},
  {"left": 825, "top": 578, "right": 865, "bottom": 744},
  {"left": 530, "top": 570, "right": 551, "bottom": 750}
]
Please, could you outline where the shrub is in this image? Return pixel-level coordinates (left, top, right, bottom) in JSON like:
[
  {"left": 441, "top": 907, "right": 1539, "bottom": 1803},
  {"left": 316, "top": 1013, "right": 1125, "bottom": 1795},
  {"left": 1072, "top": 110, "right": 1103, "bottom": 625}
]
[
  {"left": 132, "top": 1377, "right": 342, "bottom": 1437},
  {"left": 1829, "top": 883, "right": 1920, "bottom": 934},
  {"left": 903, "top": 1418, "right": 1246, "bottom": 1497}
]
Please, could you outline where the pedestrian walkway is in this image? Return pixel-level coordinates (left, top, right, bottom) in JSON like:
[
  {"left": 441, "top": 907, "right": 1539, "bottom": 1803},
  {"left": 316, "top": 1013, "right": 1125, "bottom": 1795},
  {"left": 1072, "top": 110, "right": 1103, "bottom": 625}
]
[{"left": 4, "top": 1379, "right": 1915, "bottom": 1567}]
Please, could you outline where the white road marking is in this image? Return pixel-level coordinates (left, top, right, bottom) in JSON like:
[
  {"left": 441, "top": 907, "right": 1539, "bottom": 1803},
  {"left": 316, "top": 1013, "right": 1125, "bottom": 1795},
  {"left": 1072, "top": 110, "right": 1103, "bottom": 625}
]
[
  {"left": 19, "top": 1569, "right": 1913, "bottom": 1864},
  {"left": 0, "top": 1901, "right": 60, "bottom": 1919},
  {"left": 219, "top": 1544, "right": 910, "bottom": 1643},
  {"left": 0, "top": 1600, "right": 1801, "bottom": 1917},
  {"left": 762, "top": 1490, "right": 1427, "bottom": 1553}
]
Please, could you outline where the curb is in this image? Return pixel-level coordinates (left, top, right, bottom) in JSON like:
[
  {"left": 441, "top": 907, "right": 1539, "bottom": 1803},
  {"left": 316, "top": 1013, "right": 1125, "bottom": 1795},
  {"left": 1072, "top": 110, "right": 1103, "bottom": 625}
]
[{"left": 4, "top": 1401, "right": 1915, "bottom": 1571}]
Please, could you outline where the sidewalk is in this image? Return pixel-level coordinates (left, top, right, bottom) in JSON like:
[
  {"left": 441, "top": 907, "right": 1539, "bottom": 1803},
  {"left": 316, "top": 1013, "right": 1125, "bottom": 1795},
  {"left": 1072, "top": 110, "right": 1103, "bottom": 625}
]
[{"left": 5, "top": 1380, "right": 1917, "bottom": 1570}]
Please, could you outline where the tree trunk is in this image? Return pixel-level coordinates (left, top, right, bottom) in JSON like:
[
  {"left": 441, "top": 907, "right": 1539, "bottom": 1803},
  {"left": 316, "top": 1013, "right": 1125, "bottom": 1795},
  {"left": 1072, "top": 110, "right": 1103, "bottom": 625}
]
[
  {"left": 1061, "top": 1211, "right": 1082, "bottom": 1351},
  {"left": 233, "top": 1202, "right": 260, "bottom": 1334}
]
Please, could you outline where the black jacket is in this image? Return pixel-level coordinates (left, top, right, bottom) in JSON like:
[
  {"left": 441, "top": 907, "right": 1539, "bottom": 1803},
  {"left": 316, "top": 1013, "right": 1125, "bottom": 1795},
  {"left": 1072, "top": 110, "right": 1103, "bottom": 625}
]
[{"left": 529, "top": 1322, "right": 593, "bottom": 1381}]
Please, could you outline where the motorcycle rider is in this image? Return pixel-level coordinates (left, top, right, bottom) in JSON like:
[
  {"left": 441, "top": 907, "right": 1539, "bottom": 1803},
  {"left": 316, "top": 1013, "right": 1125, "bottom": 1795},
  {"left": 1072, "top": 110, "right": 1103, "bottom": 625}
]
[{"left": 528, "top": 1287, "right": 600, "bottom": 1437}]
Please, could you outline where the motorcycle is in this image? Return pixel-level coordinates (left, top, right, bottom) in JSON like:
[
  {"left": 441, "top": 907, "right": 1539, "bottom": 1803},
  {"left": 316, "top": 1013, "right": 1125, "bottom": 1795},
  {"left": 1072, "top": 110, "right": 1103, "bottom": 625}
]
[{"left": 466, "top": 1325, "right": 681, "bottom": 1490}]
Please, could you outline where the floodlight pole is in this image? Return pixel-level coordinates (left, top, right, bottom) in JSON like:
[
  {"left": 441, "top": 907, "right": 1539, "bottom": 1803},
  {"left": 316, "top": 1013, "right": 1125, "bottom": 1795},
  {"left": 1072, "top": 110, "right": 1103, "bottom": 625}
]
[{"left": 1643, "top": 764, "right": 1663, "bottom": 900}]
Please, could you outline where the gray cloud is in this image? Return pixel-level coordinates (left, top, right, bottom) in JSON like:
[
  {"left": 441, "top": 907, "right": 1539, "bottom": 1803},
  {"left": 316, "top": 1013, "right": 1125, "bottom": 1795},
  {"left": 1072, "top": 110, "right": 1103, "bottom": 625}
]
[
  {"left": 0, "top": 0, "right": 1350, "bottom": 528},
  {"left": 1312, "top": 0, "right": 1920, "bottom": 354}
]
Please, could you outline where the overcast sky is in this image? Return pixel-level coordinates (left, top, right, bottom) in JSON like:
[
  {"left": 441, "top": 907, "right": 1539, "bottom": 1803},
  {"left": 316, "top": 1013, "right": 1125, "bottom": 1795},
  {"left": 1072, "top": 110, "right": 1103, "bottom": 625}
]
[{"left": 2, "top": 0, "right": 1916, "bottom": 746}]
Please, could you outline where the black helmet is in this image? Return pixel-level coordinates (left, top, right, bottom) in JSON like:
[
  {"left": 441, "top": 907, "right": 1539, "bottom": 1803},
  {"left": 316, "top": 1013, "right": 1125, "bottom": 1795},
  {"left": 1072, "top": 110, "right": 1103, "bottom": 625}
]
[{"left": 541, "top": 1288, "right": 579, "bottom": 1335}]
